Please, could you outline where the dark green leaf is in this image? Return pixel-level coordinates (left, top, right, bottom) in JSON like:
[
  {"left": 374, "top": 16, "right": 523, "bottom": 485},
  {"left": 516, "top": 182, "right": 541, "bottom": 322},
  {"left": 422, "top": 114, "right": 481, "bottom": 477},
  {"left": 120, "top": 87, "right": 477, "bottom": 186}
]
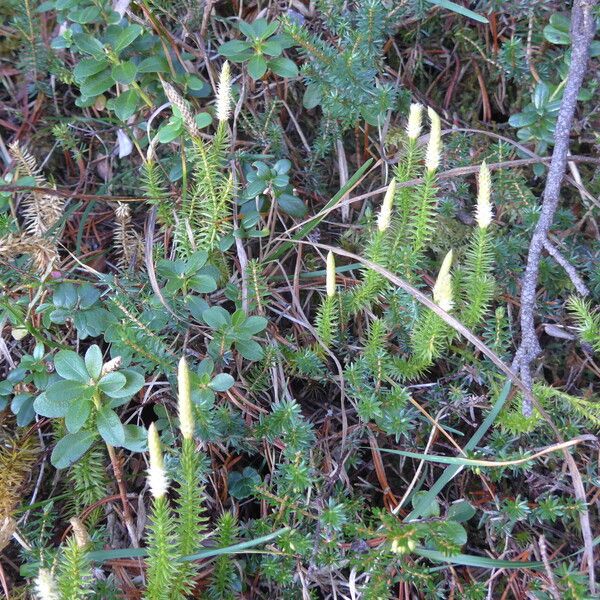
[
  {"left": 121, "top": 424, "right": 148, "bottom": 452},
  {"left": 54, "top": 350, "right": 89, "bottom": 382},
  {"left": 53, "top": 283, "right": 78, "bottom": 309},
  {"left": 253, "top": 19, "right": 278, "bottom": 40},
  {"left": 68, "top": 6, "right": 100, "bottom": 23},
  {"left": 508, "top": 111, "right": 537, "bottom": 128},
  {"left": 157, "top": 258, "right": 187, "bottom": 277},
  {"left": 247, "top": 54, "right": 267, "bottom": 80},
  {"left": 157, "top": 119, "right": 183, "bottom": 143},
  {"left": 440, "top": 521, "right": 467, "bottom": 547},
  {"left": 138, "top": 55, "right": 169, "bottom": 73},
  {"left": 424, "top": 0, "right": 488, "bottom": 23},
  {"left": 186, "top": 296, "right": 210, "bottom": 321},
  {"left": 188, "top": 274, "right": 217, "bottom": 294},
  {"left": 193, "top": 387, "right": 215, "bottom": 405},
  {"left": 543, "top": 24, "right": 570, "bottom": 45},
  {"left": 80, "top": 71, "right": 114, "bottom": 97},
  {"left": 235, "top": 339, "right": 263, "bottom": 361},
  {"left": 239, "top": 316, "right": 268, "bottom": 335},
  {"left": 245, "top": 179, "right": 268, "bottom": 198},
  {"left": 209, "top": 373, "right": 235, "bottom": 392},
  {"left": 532, "top": 82, "right": 549, "bottom": 109},
  {"left": 231, "top": 310, "right": 247, "bottom": 327},
  {"left": 107, "top": 90, "right": 139, "bottom": 121},
  {"left": 75, "top": 95, "right": 97, "bottom": 108},
  {"left": 111, "top": 61, "right": 137, "bottom": 85},
  {"left": 37, "top": 1, "right": 56, "bottom": 12},
  {"left": 78, "top": 283, "right": 101, "bottom": 309},
  {"left": 73, "top": 57, "right": 109, "bottom": 81},
  {"left": 195, "top": 112, "right": 212, "bottom": 128},
  {"left": 237, "top": 20, "right": 257, "bottom": 39},
  {"left": 277, "top": 193, "right": 306, "bottom": 217},
  {"left": 262, "top": 40, "right": 282, "bottom": 57},
  {"left": 51, "top": 431, "right": 96, "bottom": 469},
  {"left": 105, "top": 369, "right": 145, "bottom": 399},
  {"left": 186, "top": 250, "right": 209, "bottom": 272},
  {"left": 13, "top": 395, "right": 35, "bottom": 427},
  {"left": 447, "top": 500, "right": 476, "bottom": 523},
  {"left": 113, "top": 24, "right": 143, "bottom": 53},
  {"left": 85, "top": 345, "right": 103, "bottom": 380},
  {"left": 303, "top": 84, "right": 321, "bottom": 110},
  {"left": 202, "top": 306, "right": 231, "bottom": 329},
  {"left": 73, "top": 33, "right": 105, "bottom": 59},
  {"left": 218, "top": 40, "right": 252, "bottom": 57},
  {"left": 219, "top": 234, "right": 235, "bottom": 250},
  {"left": 51, "top": 35, "right": 71, "bottom": 50},
  {"left": 65, "top": 396, "right": 92, "bottom": 433},
  {"left": 268, "top": 57, "right": 298, "bottom": 78},
  {"left": 98, "top": 372, "right": 126, "bottom": 394},
  {"left": 411, "top": 491, "right": 440, "bottom": 517},
  {"left": 413, "top": 546, "right": 544, "bottom": 569},
  {"left": 33, "top": 392, "right": 69, "bottom": 418},
  {"left": 96, "top": 406, "right": 125, "bottom": 446},
  {"left": 87, "top": 527, "right": 289, "bottom": 562},
  {"left": 42, "top": 381, "right": 88, "bottom": 416},
  {"left": 187, "top": 75, "right": 207, "bottom": 92},
  {"left": 165, "top": 278, "right": 185, "bottom": 295},
  {"left": 272, "top": 174, "right": 289, "bottom": 188},
  {"left": 548, "top": 13, "right": 571, "bottom": 34},
  {"left": 273, "top": 159, "right": 291, "bottom": 175},
  {"left": 197, "top": 358, "right": 214, "bottom": 377},
  {"left": 228, "top": 467, "right": 261, "bottom": 499}
]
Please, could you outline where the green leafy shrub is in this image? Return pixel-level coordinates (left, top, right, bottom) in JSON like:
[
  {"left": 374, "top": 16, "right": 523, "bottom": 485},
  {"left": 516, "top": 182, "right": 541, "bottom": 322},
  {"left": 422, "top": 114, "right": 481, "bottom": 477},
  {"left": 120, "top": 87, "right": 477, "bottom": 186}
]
[
  {"left": 33, "top": 345, "right": 146, "bottom": 467},
  {"left": 218, "top": 18, "right": 298, "bottom": 80}
]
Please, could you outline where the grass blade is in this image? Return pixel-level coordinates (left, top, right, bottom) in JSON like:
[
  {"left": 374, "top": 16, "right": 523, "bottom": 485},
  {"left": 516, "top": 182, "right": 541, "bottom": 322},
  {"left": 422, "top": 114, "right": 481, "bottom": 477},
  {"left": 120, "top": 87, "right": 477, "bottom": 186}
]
[
  {"left": 380, "top": 435, "right": 592, "bottom": 467},
  {"left": 415, "top": 547, "right": 543, "bottom": 569},
  {"left": 86, "top": 527, "right": 289, "bottom": 563},
  {"left": 405, "top": 379, "right": 512, "bottom": 521},
  {"left": 425, "top": 0, "right": 488, "bottom": 23}
]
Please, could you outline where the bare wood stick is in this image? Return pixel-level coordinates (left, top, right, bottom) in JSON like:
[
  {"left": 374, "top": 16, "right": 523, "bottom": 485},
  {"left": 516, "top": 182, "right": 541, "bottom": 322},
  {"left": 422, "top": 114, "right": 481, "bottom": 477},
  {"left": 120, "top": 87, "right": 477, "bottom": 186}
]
[
  {"left": 513, "top": 0, "right": 596, "bottom": 415},
  {"left": 511, "top": 2, "right": 597, "bottom": 592}
]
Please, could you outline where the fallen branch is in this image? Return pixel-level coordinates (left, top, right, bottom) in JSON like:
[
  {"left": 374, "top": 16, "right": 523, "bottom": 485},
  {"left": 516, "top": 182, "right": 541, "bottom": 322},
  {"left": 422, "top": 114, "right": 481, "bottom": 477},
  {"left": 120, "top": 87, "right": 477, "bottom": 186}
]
[
  {"left": 512, "top": 0, "right": 597, "bottom": 416},
  {"left": 511, "top": 2, "right": 597, "bottom": 593}
]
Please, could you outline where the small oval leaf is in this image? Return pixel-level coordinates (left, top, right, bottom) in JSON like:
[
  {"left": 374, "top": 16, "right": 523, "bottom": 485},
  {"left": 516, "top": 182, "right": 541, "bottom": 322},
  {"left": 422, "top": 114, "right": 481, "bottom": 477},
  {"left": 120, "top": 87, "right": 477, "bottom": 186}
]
[
  {"left": 51, "top": 431, "right": 96, "bottom": 469},
  {"left": 96, "top": 406, "right": 125, "bottom": 447}
]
